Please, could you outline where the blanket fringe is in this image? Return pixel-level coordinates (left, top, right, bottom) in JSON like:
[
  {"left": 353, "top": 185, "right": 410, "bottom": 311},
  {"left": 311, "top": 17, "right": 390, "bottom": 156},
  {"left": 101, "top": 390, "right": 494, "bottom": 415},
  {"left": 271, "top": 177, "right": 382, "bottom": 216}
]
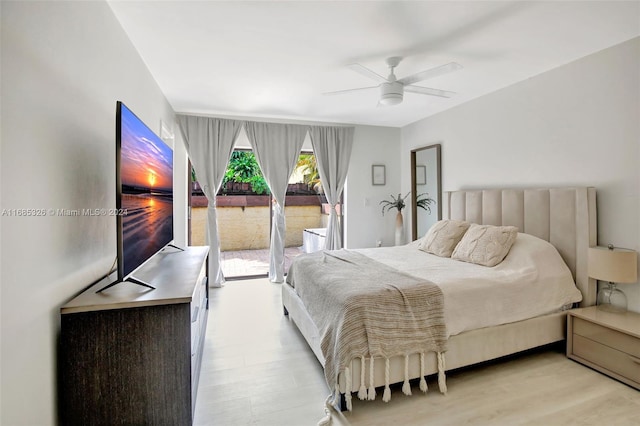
[
  {"left": 402, "top": 355, "right": 412, "bottom": 396},
  {"left": 336, "top": 351, "right": 447, "bottom": 414},
  {"left": 419, "top": 352, "right": 428, "bottom": 393},
  {"left": 437, "top": 352, "right": 447, "bottom": 394},
  {"left": 382, "top": 358, "right": 391, "bottom": 402},
  {"left": 344, "top": 366, "right": 353, "bottom": 411},
  {"left": 317, "top": 394, "right": 333, "bottom": 426},
  {"left": 367, "top": 356, "right": 376, "bottom": 400},
  {"left": 358, "top": 356, "right": 367, "bottom": 400}
]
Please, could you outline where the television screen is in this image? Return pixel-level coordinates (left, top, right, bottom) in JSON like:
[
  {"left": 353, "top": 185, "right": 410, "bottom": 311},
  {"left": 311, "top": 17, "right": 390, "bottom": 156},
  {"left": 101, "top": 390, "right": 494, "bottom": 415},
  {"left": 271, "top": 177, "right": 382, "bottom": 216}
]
[{"left": 117, "top": 101, "right": 173, "bottom": 280}]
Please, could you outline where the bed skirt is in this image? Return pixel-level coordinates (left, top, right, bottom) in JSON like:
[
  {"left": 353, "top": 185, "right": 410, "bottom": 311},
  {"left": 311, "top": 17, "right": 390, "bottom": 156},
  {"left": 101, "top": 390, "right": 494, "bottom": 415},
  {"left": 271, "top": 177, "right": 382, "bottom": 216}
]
[{"left": 282, "top": 281, "right": 567, "bottom": 407}]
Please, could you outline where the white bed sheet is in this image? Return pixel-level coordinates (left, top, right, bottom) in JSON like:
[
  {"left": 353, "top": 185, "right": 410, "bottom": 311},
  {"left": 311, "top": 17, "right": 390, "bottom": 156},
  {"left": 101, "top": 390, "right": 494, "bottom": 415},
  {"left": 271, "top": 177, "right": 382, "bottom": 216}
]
[{"left": 356, "top": 233, "right": 582, "bottom": 337}]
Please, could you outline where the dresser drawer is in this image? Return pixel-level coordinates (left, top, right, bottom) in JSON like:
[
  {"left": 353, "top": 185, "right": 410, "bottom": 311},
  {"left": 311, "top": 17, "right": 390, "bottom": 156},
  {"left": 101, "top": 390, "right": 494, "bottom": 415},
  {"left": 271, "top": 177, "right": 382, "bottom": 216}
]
[
  {"left": 190, "top": 268, "right": 207, "bottom": 320},
  {"left": 573, "top": 317, "right": 640, "bottom": 358},
  {"left": 191, "top": 276, "right": 208, "bottom": 356},
  {"left": 572, "top": 334, "right": 640, "bottom": 384}
]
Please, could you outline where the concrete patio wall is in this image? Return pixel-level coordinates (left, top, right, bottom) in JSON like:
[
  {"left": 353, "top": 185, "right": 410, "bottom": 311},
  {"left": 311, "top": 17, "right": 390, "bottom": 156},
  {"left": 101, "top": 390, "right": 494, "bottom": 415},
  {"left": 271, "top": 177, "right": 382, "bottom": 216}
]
[{"left": 191, "top": 205, "right": 324, "bottom": 250}]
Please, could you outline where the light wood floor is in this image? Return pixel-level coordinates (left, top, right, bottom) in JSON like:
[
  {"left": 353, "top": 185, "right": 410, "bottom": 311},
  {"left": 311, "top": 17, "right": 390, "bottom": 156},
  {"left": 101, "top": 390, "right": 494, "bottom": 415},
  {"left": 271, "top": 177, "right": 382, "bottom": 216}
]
[{"left": 193, "top": 278, "right": 640, "bottom": 426}]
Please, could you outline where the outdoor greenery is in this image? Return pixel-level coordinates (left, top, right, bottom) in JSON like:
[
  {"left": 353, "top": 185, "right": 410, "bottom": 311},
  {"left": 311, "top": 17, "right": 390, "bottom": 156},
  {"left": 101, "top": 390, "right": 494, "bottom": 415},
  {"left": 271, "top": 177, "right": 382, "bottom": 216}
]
[
  {"left": 223, "top": 151, "right": 270, "bottom": 194},
  {"left": 193, "top": 151, "right": 321, "bottom": 196},
  {"left": 296, "top": 154, "right": 320, "bottom": 186}
]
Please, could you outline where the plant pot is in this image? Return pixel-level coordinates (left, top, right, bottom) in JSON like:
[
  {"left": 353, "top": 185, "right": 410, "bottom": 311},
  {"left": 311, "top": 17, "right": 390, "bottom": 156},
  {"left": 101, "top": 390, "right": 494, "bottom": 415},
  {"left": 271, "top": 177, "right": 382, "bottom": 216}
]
[{"left": 395, "top": 210, "right": 405, "bottom": 246}]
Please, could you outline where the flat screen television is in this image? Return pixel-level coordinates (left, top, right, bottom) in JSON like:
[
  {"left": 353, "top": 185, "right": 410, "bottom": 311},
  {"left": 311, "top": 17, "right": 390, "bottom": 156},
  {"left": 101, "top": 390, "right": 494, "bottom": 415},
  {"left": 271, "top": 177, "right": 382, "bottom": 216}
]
[{"left": 97, "top": 101, "right": 174, "bottom": 292}]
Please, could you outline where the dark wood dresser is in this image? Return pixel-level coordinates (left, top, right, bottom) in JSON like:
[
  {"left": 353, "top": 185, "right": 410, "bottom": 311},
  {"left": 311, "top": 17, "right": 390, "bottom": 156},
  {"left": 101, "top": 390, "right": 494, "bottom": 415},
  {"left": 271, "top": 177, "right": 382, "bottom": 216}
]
[{"left": 59, "top": 246, "right": 209, "bottom": 425}]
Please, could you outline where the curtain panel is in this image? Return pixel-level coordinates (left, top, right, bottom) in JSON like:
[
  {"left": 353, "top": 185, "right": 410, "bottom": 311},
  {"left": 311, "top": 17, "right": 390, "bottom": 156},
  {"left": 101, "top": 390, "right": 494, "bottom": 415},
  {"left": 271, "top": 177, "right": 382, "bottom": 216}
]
[
  {"left": 309, "top": 126, "right": 355, "bottom": 250},
  {"left": 177, "top": 115, "right": 243, "bottom": 286},
  {"left": 245, "top": 122, "right": 307, "bottom": 282}
]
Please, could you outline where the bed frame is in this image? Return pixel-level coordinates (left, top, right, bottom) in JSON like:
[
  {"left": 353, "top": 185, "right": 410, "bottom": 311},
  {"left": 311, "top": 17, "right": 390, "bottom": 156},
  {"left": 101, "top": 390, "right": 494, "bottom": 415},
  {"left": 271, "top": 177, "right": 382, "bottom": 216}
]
[{"left": 282, "top": 187, "right": 597, "bottom": 409}]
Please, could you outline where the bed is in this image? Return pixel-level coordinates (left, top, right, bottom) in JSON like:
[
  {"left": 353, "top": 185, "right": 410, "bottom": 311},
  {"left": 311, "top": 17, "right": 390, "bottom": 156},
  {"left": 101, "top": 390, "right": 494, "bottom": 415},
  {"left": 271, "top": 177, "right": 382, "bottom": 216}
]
[{"left": 282, "top": 187, "right": 597, "bottom": 411}]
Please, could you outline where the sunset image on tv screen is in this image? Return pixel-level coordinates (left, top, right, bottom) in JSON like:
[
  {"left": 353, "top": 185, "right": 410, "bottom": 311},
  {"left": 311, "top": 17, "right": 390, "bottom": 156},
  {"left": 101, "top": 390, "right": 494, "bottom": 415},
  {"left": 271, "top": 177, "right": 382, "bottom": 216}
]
[{"left": 119, "top": 104, "right": 173, "bottom": 278}]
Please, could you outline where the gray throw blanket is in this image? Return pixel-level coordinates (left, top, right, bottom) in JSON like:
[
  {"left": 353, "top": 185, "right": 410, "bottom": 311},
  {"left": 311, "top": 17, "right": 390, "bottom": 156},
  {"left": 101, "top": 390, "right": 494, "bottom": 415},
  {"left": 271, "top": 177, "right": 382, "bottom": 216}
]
[{"left": 286, "top": 249, "right": 447, "bottom": 406}]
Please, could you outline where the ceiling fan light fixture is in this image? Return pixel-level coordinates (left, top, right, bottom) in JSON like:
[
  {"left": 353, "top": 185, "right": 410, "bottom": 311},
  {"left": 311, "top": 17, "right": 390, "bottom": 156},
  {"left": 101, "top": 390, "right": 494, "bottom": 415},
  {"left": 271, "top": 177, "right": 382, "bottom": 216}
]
[
  {"left": 379, "top": 81, "right": 403, "bottom": 106},
  {"left": 326, "top": 57, "right": 461, "bottom": 106},
  {"left": 379, "top": 94, "right": 403, "bottom": 106}
]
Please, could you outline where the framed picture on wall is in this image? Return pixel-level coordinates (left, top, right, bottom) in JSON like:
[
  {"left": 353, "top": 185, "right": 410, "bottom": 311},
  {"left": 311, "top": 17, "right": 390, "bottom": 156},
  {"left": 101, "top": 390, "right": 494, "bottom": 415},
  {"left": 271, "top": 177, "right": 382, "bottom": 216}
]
[
  {"left": 416, "top": 165, "right": 426, "bottom": 185},
  {"left": 372, "top": 165, "right": 385, "bottom": 185}
]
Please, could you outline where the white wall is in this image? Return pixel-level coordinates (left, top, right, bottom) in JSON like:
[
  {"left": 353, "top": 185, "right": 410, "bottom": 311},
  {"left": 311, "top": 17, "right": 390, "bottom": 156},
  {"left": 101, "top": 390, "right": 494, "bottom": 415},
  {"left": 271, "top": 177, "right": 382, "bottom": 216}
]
[
  {"left": 401, "top": 37, "right": 640, "bottom": 312},
  {"left": 0, "top": 2, "right": 178, "bottom": 424},
  {"left": 345, "top": 125, "right": 402, "bottom": 248}
]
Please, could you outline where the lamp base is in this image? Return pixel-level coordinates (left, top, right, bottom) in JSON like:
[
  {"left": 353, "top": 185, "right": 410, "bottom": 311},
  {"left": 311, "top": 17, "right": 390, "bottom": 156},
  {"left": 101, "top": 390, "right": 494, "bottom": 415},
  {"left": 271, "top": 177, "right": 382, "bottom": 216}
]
[{"left": 596, "top": 282, "right": 627, "bottom": 313}]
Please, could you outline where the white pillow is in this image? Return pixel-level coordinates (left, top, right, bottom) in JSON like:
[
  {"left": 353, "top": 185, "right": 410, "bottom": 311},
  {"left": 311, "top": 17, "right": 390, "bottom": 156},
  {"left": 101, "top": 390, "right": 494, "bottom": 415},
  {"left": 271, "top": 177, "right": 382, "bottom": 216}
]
[
  {"left": 451, "top": 223, "right": 518, "bottom": 267},
  {"left": 418, "top": 220, "right": 471, "bottom": 257}
]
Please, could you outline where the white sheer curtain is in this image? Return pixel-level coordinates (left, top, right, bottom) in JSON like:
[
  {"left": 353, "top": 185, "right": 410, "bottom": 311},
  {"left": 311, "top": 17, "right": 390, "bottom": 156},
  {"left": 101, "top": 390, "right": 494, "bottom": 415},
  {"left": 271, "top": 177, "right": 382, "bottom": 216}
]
[
  {"left": 244, "top": 122, "right": 307, "bottom": 282},
  {"left": 309, "top": 126, "right": 355, "bottom": 250},
  {"left": 177, "top": 115, "right": 243, "bottom": 286}
]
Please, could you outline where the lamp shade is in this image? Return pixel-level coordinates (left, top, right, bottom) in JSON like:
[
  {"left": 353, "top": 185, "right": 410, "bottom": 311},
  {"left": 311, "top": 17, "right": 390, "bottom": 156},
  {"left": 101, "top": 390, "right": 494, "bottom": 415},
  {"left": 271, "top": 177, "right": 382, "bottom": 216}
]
[{"left": 588, "top": 246, "right": 637, "bottom": 283}]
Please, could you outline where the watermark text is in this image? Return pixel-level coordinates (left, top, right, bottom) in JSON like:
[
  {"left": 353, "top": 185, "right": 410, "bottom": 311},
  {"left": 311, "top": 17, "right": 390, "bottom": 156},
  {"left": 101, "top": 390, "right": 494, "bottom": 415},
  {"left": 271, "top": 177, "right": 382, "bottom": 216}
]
[{"left": 1, "top": 208, "right": 128, "bottom": 217}]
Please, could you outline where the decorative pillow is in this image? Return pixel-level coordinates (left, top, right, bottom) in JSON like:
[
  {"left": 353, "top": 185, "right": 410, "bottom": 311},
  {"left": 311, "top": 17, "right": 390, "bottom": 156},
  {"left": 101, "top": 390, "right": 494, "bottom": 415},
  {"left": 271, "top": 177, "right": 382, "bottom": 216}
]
[
  {"left": 451, "top": 223, "right": 519, "bottom": 267},
  {"left": 418, "top": 220, "right": 471, "bottom": 257}
]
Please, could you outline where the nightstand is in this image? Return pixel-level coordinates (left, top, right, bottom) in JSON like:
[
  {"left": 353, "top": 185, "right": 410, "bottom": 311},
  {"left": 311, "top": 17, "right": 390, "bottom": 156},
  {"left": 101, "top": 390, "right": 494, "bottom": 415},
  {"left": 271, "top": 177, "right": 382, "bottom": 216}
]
[{"left": 567, "top": 306, "right": 640, "bottom": 390}]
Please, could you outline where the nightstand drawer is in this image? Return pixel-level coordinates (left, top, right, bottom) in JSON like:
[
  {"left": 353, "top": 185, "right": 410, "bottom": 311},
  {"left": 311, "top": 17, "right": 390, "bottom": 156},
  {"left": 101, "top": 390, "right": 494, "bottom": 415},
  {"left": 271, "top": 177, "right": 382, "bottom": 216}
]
[
  {"left": 573, "top": 317, "right": 640, "bottom": 358},
  {"left": 573, "top": 334, "right": 640, "bottom": 384}
]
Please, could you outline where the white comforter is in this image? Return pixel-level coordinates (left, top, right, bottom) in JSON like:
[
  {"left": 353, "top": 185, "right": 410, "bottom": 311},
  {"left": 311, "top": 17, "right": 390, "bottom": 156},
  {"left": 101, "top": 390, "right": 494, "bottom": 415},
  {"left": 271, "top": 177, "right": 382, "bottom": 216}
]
[{"left": 356, "top": 233, "right": 583, "bottom": 337}]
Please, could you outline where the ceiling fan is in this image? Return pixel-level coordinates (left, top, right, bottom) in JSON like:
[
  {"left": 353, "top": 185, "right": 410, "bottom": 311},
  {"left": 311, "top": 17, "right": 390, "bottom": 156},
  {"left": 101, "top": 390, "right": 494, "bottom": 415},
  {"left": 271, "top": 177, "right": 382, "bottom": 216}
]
[{"left": 325, "top": 57, "right": 462, "bottom": 106}]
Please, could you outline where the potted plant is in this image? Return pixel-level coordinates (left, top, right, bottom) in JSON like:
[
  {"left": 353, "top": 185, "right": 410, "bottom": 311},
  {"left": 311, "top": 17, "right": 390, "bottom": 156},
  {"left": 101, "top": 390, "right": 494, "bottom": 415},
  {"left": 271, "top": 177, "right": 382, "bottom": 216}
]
[
  {"left": 380, "top": 192, "right": 410, "bottom": 215},
  {"left": 380, "top": 193, "right": 410, "bottom": 245}
]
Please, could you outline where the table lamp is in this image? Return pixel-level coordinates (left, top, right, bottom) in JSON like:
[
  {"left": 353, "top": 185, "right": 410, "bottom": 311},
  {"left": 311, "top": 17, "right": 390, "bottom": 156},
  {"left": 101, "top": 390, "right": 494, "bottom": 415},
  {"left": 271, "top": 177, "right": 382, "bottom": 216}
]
[{"left": 588, "top": 245, "right": 637, "bottom": 312}]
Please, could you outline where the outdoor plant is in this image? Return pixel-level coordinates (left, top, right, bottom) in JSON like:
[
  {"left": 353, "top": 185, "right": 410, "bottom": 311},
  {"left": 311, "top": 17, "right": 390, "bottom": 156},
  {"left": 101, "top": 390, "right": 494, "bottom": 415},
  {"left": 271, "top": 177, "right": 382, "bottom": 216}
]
[
  {"left": 296, "top": 154, "right": 319, "bottom": 185},
  {"left": 224, "top": 151, "right": 259, "bottom": 182},
  {"left": 223, "top": 151, "right": 270, "bottom": 194},
  {"left": 248, "top": 174, "right": 270, "bottom": 195},
  {"left": 296, "top": 153, "right": 324, "bottom": 193},
  {"left": 380, "top": 193, "right": 410, "bottom": 215}
]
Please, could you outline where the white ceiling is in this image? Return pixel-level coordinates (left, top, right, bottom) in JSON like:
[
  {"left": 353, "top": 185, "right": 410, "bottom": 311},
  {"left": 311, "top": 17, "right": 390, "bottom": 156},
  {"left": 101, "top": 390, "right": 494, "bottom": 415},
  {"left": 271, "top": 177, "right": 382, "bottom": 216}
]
[{"left": 108, "top": 1, "right": 640, "bottom": 128}]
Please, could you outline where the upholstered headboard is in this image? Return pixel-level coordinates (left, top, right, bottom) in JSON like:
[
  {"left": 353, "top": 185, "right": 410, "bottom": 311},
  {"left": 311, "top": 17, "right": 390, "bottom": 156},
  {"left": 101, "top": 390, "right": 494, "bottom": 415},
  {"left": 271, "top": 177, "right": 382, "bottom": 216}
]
[{"left": 443, "top": 187, "right": 597, "bottom": 307}]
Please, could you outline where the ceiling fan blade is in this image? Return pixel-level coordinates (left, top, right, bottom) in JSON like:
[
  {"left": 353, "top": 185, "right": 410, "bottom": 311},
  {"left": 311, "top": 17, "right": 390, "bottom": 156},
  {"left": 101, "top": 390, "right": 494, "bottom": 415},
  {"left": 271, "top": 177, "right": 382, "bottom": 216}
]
[
  {"left": 323, "top": 86, "right": 379, "bottom": 96},
  {"left": 404, "top": 85, "right": 456, "bottom": 98},
  {"left": 347, "top": 63, "right": 388, "bottom": 83},
  {"left": 398, "top": 62, "right": 462, "bottom": 86}
]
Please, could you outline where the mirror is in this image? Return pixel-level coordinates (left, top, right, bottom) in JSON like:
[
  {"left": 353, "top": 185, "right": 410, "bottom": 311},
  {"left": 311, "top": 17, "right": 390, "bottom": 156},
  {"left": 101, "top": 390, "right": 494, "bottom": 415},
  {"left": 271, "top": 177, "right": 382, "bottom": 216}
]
[{"left": 411, "top": 144, "right": 442, "bottom": 240}]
